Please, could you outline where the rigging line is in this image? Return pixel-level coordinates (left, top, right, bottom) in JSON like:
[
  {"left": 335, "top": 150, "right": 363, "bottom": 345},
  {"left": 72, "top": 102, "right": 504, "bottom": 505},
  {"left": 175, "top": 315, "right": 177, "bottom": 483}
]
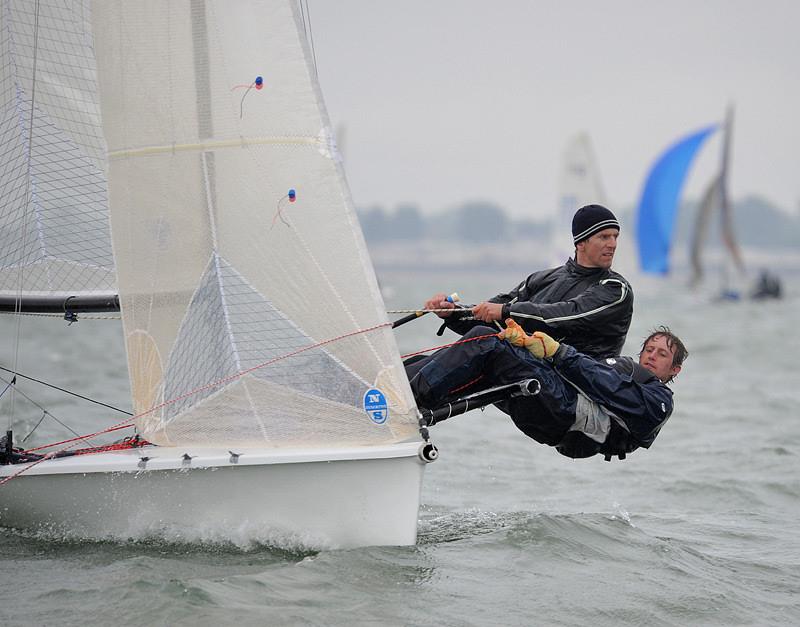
[
  {"left": 10, "top": 0, "right": 42, "bottom": 432},
  {"left": 0, "top": 377, "right": 15, "bottom": 401},
  {"left": 4, "top": 384, "right": 97, "bottom": 444},
  {"left": 0, "top": 452, "right": 55, "bottom": 487},
  {"left": 21, "top": 411, "right": 46, "bottom": 443},
  {"left": 23, "top": 424, "right": 131, "bottom": 454},
  {"left": 388, "top": 308, "right": 473, "bottom": 314},
  {"left": 300, "top": 0, "right": 318, "bottom": 77},
  {"left": 0, "top": 366, "right": 133, "bottom": 416},
  {"left": 23, "top": 321, "right": 394, "bottom": 455},
  {"left": 0, "top": 374, "right": 106, "bottom": 446},
  {"left": 399, "top": 333, "right": 498, "bottom": 361},
  {"left": 6, "top": 321, "right": 393, "bottom": 482}
]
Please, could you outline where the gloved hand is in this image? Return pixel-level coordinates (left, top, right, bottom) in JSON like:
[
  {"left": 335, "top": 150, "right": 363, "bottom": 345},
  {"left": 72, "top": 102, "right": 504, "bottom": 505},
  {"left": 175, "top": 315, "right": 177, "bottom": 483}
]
[
  {"left": 500, "top": 318, "right": 529, "bottom": 347},
  {"left": 500, "top": 319, "right": 560, "bottom": 359}
]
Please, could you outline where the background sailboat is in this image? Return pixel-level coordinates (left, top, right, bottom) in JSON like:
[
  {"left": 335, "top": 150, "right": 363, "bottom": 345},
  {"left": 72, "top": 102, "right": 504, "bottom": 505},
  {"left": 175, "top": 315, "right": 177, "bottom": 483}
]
[
  {"left": 689, "top": 106, "right": 746, "bottom": 298},
  {"left": 553, "top": 133, "right": 607, "bottom": 266},
  {"left": 635, "top": 124, "right": 717, "bottom": 276},
  {"left": 637, "top": 107, "right": 764, "bottom": 301},
  {"left": 0, "top": 0, "right": 433, "bottom": 548},
  {"left": 554, "top": 132, "right": 635, "bottom": 276}
]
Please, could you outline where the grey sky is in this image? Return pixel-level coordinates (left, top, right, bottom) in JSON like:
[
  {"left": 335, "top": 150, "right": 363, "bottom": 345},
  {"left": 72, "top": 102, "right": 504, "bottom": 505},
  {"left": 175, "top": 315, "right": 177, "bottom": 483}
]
[{"left": 308, "top": 0, "right": 800, "bottom": 220}]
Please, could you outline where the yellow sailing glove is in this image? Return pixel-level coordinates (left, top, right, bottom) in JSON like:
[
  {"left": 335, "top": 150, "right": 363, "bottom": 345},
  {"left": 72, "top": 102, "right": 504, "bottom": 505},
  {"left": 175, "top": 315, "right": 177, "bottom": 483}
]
[
  {"left": 500, "top": 318, "right": 529, "bottom": 347},
  {"left": 529, "top": 331, "right": 560, "bottom": 359},
  {"left": 500, "top": 319, "right": 560, "bottom": 359}
]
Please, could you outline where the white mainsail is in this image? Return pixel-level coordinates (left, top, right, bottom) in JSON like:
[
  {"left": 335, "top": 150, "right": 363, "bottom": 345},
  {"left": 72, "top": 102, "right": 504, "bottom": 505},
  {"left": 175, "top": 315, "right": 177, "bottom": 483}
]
[
  {"left": 0, "top": 0, "right": 114, "bottom": 297},
  {"left": 91, "top": 0, "right": 418, "bottom": 448},
  {"left": 0, "top": 0, "right": 428, "bottom": 549},
  {"left": 553, "top": 132, "right": 606, "bottom": 266}
]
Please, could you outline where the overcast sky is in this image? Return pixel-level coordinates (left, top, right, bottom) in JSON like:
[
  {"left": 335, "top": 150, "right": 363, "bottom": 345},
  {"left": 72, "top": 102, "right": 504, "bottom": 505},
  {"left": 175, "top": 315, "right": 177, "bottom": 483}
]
[{"left": 307, "top": 0, "right": 800, "bottom": 221}]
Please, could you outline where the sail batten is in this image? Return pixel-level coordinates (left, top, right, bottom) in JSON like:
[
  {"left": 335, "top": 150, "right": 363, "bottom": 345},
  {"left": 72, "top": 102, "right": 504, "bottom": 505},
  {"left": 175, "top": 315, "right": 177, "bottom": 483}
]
[{"left": 107, "top": 136, "right": 322, "bottom": 159}]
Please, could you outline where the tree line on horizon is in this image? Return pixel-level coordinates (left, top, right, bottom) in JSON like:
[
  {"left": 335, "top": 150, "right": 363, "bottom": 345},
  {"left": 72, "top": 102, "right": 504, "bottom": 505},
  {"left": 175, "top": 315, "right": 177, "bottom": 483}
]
[{"left": 357, "top": 194, "right": 800, "bottom": 249}]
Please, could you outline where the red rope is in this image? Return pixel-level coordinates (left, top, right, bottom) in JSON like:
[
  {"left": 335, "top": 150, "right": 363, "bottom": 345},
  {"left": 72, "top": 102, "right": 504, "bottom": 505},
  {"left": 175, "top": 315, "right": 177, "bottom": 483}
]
[
  {"left": 23, "top": 322, "right": 395, "bottom": 454},
  {"left": 400, "top": 333, "right": 499, "bottom": 360},
  {"left": 25, "top": 423, "right": 132, "bottom": 453},
  {"left": 6, "top": 323, "right": 500, "bottom": 486},
  {"left": 0, "top": 452, "right": 55, "bottom": 485},
  {"left": 449, "top": 374, "right": 484, "bottom": 396}
]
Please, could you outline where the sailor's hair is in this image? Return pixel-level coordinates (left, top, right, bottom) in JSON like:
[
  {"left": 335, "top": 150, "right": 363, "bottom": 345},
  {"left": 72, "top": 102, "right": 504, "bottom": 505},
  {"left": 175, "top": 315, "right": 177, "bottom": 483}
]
[{"left": 639, "top": 326, "right": 688, "bottom": 383}]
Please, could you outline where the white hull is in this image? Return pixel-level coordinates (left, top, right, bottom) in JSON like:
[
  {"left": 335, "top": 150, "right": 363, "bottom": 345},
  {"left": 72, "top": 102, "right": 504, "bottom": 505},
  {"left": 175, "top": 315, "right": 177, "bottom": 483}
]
[{"left": 0, "top": 441, "right": 428, "bottom": 550}]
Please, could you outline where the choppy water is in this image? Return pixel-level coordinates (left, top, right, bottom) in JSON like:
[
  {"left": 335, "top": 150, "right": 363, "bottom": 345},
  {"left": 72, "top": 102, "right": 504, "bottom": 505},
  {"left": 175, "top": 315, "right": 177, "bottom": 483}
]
[{"left": 1, "top": 270, "right": 799, "bottom": 626}]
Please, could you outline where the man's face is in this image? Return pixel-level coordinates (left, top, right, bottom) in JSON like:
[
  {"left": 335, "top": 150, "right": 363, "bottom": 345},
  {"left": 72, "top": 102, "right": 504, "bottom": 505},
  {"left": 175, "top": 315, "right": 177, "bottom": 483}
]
[
  {"left": 639, "top": 334, "right": 681, "bottom": 383},
  {"left": 575, "top": 228, "right": 618, "bottom": 269}
]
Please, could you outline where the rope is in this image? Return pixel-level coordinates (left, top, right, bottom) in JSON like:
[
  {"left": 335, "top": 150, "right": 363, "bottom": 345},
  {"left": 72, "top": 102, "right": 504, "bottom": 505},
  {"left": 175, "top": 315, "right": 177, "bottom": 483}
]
[
  {"left": 23, "top": 423, "right": 131, "bottom": 454},
  {"left": 0, "top": 367, "right": 132, "bottom": 416},
  {"left": 0, "top": 452, "right": 55, "bottom": 486},
  {"left": 3, "top": 323, "right": 502, "bottom": 484},
  {"left": 387, "top": 308, "right": 470, "bottom": 314},
  {"left": 0, "top": 373, "right": 102, "bottom": 445},
  {"left": 299, "top": 0, "right": 318, "bottom": 77},
  {"left": 7, "top": 322, "right": 394, "bottom": 475},
  {"left": 400, "top": 332, "right": 498, "bottom": 360},
  {"left": 9, "top": 0, "right": 42, "bottom": 432},
  {"left": 0, "top": 377, "right": 15, "bottom": 401}
]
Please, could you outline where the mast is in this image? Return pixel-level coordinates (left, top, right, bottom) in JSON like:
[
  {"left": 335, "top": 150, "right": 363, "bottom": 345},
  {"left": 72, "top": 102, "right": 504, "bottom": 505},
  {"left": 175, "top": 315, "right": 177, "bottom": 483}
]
[
  {"left": 689, "top": 106, "right": 746, "bottom": 288},
  {"left": 718, "top": 105, "right": 745, "bottom": 274}
]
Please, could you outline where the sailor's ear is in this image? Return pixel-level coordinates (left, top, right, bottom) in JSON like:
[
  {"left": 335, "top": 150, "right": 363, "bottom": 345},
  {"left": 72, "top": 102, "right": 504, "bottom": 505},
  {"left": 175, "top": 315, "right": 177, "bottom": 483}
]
[{"left": 669, "top": 364, "right": 681, "bottom": 379}]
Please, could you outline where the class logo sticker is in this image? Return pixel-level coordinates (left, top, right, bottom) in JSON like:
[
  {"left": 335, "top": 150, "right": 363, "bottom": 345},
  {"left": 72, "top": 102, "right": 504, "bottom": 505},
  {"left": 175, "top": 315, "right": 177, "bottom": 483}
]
[{"left": 363, "top": 388, "right": 388, "bottom": 424}]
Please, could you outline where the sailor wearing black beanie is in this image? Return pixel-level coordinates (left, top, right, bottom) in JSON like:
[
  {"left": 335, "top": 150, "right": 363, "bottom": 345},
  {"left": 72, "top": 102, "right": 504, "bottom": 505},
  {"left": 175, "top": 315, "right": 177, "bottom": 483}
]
[
  {"left": 572, "top": 204, "right": 620, "bottom": 244},
  {"left": 415, "top": 203, "right": 632, "bottom": 360}
]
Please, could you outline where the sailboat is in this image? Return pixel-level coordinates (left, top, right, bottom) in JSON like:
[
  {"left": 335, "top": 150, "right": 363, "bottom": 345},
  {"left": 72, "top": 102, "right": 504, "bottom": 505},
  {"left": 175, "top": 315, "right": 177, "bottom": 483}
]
[
  {"left": 689, "top": 106, "right": 746, "bottom": 298},
  {"left": 0, "top": 0, "right": 434, "bottom": 548},
  {"left": 635, "top": 123, "right": 718, "bottom": 276},
  {"left": 553, "top": 133, "right": 607, "bottom": 266},
  {"left": 554, "top": 133, "right": 635, "bottom": 276},
  {"left": 636, "top": 107, "right": 749, "bottom": 299}
]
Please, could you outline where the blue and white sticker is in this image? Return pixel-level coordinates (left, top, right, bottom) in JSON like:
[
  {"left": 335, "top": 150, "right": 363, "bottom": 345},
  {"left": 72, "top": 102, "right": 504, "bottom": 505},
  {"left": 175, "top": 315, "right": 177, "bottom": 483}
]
[{"left": 363, "top": 388, "right": 388, "bottom": 424}]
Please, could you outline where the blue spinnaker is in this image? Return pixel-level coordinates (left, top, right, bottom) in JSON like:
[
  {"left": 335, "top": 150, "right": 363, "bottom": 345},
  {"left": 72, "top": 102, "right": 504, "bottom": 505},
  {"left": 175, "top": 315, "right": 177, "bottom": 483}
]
[{"left": 636, "top": 125, "right": 718, "bottom": 274}]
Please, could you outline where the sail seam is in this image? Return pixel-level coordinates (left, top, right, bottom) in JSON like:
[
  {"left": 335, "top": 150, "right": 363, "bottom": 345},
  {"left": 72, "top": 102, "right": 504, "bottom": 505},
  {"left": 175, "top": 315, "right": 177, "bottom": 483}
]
[{"left": 107, "top": 136, "right": 320, "bottom": 159}]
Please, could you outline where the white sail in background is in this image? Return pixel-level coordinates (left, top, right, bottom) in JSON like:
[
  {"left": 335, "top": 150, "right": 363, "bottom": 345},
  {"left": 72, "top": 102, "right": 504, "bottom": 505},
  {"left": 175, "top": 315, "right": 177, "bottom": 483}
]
[
  {"left": 717, "top": 105, "right": 745, "bottom": 275},
  {"left": 688, "top": 105, "right": 745, "bottom": 293},
  {"left": 553, "top": 132, "right": 606, "bottom": 266},
  {"left": 92, "top": 1, "right": 418, "bottom": 448},
  {"left": 0, "top": 0, "right": 115, "bottom": 297},
  {"left": 689, "top": 173, "right": 721, "bottom": 287}
]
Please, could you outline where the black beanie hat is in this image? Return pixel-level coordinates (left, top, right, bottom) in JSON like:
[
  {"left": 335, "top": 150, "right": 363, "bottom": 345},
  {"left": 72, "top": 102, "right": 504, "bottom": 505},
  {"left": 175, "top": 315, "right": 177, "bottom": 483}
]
[{"left": 572, "top": 204, "right": 620, "bottom": 244}]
